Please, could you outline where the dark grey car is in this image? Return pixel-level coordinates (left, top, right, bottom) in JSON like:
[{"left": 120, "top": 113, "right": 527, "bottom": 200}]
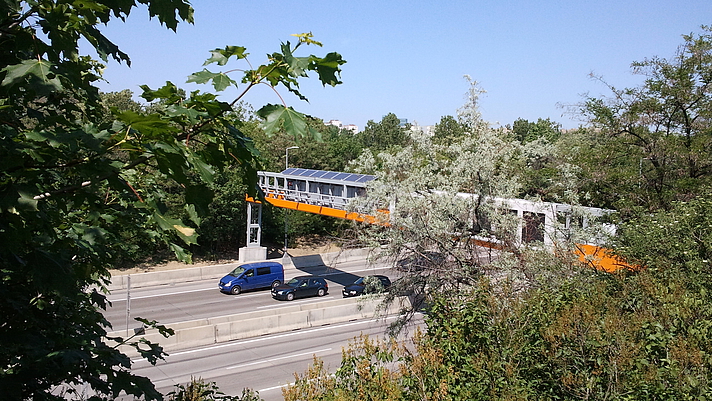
[
  {"left": 342, "top": 275, "right": 391, "bottom": 297},
  {"left": 271, "top": 276, "right": 329, "bottom": 301}
]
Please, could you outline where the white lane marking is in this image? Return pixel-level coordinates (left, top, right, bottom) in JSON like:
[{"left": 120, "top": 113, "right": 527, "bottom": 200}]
[
  {"left": 259, "top": 383, "right": 289, "bottom": 392},
  {"left": 258, "top": 373, "right": 337, "bottom": 393},
  {"left": 108, "top": 286, "right": 256, "bottom": 302},
  {"left": 133, "top": 315, "right": 399, "bottom": 362},
  {"left": 225, "top": 348, "right": 332, "bottom": 370}
]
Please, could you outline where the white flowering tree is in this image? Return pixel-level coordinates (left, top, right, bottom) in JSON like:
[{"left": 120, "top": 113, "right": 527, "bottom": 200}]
[{"left": 346, "top": 79, "right": 605, "bottom": 331}]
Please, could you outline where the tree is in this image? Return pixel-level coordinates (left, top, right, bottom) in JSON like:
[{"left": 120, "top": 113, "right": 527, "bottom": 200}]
[
  {"left": 355, "top": 112, "right": 411, "bottom": 153},
  {"left": 0, "top": 1, "right": 344, "bottom": 399},
  {"left": 345, "top": 79, "right": 603, "bottom": 334},
  {"left": 431, "top": 115, "right": 466, "bottom": 146},
  {"left": 581, "top": 26, "right": 712, "bottom": 210},
  {"left": 510, "top": 117, "right": 561, "bottom": 144},
  {"left": 506, "top": 118, "right": 585, "bottom": 203}
]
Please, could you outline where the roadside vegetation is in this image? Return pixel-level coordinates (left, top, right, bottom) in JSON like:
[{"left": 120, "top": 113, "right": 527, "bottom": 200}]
[
  {"left": 283, "top": 28, "right": 712, "bottom": 400},
  {"left": 2, "top": 1, "right": 712, "bottom": 399}
]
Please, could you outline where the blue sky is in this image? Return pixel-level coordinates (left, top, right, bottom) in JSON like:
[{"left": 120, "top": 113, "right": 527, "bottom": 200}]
[{"left": 95, "top": 0, "right": 712, "bottom": 130}]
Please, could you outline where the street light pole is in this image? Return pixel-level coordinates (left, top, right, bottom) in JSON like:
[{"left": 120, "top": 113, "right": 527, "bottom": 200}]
[
  {"left": 285, "top": 146, "right": 299, "bottom": 170},
  {"left": 284, "top": 146, "right": 299, "bottom": 255}
]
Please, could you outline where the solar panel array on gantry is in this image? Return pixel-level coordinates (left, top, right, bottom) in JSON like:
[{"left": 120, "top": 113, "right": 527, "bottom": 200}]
[{"left": 281, "top": 168, "right": 376, "bottom": 186}]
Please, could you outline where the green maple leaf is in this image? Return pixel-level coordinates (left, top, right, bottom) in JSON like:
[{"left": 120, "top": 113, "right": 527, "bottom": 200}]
[
  {"left": 310, "top": 52, "right": 346, "bottom": 86},
  {"left": 187, "top": 69, "right": 218, "bottom": 84},
  {"left": 152, "top": 212, "right": 199, "bottom": 246},
  {"left": 84, "top": 25, "right": 130, "bottom": 64},
  {"left": 144, "top": 0, "right": 195, "bottom": 31},
  {"left": 186, "top": 69, "right": 236, "bottom": 91},
  {"left": 140, "top": 82, "right": 181, "bottom": 102},
  {"left": 256, "top": 104, "right": 307, "bottom": 137},
  {"left": 203, "top": 46, "right": 248, "bottom": 66},
  {"left": 289, "top": 56, "right": 311, "bottom": 78},
  {"left": 209, "top": 73, "right": 236, "bottom": 91},
  {"left": 115, "top": 111, "right": 179, "bottom": 137},
  {"left": 186, "top": 152, "right": 215, "bottom": 183},
  {"left": 164, "top": 105, "right": 208, "bottom": 123},
  {"left": 1, "top": 59, "right": 62, "bottom": 90},
  {"left": 281, "top": 42, "right": 309, "bottom": 77},
  {"left": 169, "top": 243, "right": 192, "bottom": 264}
]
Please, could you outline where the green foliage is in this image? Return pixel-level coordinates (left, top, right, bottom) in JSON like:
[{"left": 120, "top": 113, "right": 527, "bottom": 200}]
[
  {"left": 249, "top": 117, "right": 361, "bottom": 173},
  {"left": 194, "top": 167, "right": 249, "bottom": 253},
  {"left": 289, "top": 265, "right": 712, "bottom": 400},
  {"left": 509, "top": 118, "right": 583, "bottom": 203},
  {"left": 510, "top": 117, "right": 561, "bottom": 144},
  {"left": 431, "top": 115, "right": 466, "bottom": 146},
  {"left": 257, "top": 104, "right": 311, "bottom": 137},
  {"left": 613, "top": 194, "right": 712, "bottom": 271},
  {"left": 0, "top": 1, "right": 345, "bottom": 399},
  {"left": 355, "top": 113, "right": 411, "bottom": 153},
  {"left": 292, "top": 122, "right": 362, "bottom": 172},
  {"left": 168, "top": 377, "right": 263, "bottom": 401},
  {"left": 580, "top": 26, "right": 712, "bottom": 210},
  {"left": 283, "top": 333, "right": 451, "bottom": 401},
  {"left": 100, "top": 89, "right": 145, "bottom": 124}
]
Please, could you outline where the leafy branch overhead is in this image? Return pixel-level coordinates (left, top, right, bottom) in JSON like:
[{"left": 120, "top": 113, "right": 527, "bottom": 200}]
[
  {"left": 186, "top": 32, "right": 345, "bottom": 136},
  {"left": 0, "top": 1, "right": 345, "bottom": 399}
]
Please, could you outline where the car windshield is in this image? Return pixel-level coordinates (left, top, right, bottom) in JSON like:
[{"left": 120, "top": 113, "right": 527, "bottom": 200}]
[
  {"left": 353, "top": 277, "right": 366, "bottom": 285},
  {"left": 286, "top": 278, "right": 303, "bottom": 287},
  {"left": 229, "top": 266, "right": 246, "bottom": 277}
]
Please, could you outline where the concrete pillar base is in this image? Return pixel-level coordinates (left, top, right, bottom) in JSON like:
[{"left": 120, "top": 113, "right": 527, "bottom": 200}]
[
  {"left": 238, "top": 246, "right": 267, "bottom": 263},
  {"left": 281, "top": 254, "right": 295, "bottom": 270}
]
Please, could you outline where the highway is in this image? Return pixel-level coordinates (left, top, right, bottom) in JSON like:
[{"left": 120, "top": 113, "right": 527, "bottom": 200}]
[
  {"left": 104, "top": 259, "right": 415, "bottom": 401},
  {"left": 104, "top": 260, "right": 395, "bottom": 333},
  {"left": 125, "top": 315, "right": 423, "bottom": 401}
]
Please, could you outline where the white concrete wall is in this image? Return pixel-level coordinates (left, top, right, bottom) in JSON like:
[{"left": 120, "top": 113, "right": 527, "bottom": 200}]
[{"left": 107, "top": 295, "right": 407, "bottom": 357}]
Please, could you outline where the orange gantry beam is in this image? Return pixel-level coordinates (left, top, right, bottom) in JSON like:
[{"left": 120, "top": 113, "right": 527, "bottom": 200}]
[
  {"left": 246, "top": 194, "right": 388, "bottom": 225},
  {"left": 247, "top": 194, "right": 635, "bottom": 273}
]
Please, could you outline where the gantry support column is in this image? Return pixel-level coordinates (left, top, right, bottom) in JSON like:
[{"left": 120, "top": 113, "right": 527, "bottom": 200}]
[{"left": 238, "top": 200, "right": 267, "bottom": 262}]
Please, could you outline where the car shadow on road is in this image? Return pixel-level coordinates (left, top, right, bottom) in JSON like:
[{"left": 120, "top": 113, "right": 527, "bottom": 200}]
[{"left": 287, "top": 254, "right": 364, "bottom": 287}]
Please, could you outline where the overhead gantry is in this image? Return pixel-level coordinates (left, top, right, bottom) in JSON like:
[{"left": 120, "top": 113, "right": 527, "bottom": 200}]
[
  {"left": 240, "top": 168, "right": 632, "bottom": 272},
  {"left": 250, "top": 168, "right": 383, "bottom": 223}
]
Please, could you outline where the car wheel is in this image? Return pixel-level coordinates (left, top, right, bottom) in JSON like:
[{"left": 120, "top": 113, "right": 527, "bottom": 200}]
[
  {"left": 317, "top": 288, "right": 326, "bottom": 297},
  {"left": 286, "top": 292, "right": 295, "bottom": 301},
  {"left": 230, "top": 285, "right": 241, "bottom": 295},
  {"left": 271, "top": 280, "right": 281, "bottom": 288}
]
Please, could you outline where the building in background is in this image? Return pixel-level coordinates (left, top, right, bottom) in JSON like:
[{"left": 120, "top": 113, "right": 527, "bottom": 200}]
[{"left": 326, "top": 120, "right": 359, "bottom": 134}]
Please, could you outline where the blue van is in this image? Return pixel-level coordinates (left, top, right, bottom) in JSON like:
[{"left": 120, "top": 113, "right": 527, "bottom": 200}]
[{"left": 218, "top": 262, "right": 284, "bottom": 295}]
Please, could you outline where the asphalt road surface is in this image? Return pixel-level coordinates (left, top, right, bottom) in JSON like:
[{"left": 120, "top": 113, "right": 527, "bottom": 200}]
[
  {"left": 123, "top": 314, "right": 423, "bottom": 401},
  {"left": 104, "top": 260, "right": 395, "bottom": 334}
]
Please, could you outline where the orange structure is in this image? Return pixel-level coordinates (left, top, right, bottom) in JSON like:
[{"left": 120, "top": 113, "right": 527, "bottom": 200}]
[
  {"left": 574, "top": 243, "right": 638, "bottom": 273},
  {"left": 250, "top": 168, "right": 637, "bottom": 273},
  {"left": 246, "top": 194, "right": 387, "bottom": 225}
]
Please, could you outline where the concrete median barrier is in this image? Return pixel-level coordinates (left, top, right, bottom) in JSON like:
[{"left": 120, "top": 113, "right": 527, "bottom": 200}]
[
  {"left": 108, "top": 264, "right": 237, "bottom": 291},
  {"left": 109, "top": 295, "right": 406, "bottom": 357}
]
